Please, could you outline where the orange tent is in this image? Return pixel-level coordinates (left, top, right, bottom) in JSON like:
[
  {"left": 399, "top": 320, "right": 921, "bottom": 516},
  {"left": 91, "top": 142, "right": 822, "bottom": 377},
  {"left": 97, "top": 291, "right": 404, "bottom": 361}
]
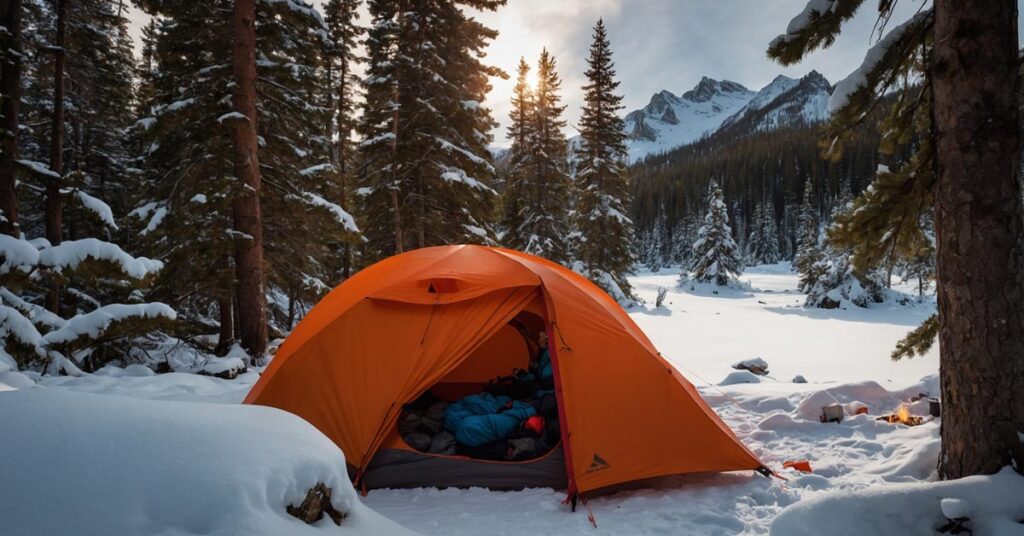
[{"left": 245, "top": 245, "right": 766, "bottom": 497}]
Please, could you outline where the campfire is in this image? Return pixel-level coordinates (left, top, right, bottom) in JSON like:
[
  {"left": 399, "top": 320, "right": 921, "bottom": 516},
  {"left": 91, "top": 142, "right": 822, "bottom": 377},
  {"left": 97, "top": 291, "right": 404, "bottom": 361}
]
[{"left": 876, "top": 404, "right": 927, "bottom": 426}]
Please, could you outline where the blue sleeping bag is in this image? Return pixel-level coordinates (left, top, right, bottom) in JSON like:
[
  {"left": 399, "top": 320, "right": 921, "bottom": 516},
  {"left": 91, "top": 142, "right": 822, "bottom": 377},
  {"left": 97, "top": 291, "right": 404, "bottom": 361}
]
[
  {"left": 454, "top": 403, "right": 536, "bottom": 447},
  {"left": 442, "top": 393, "right": 511, "bottom": 433}
]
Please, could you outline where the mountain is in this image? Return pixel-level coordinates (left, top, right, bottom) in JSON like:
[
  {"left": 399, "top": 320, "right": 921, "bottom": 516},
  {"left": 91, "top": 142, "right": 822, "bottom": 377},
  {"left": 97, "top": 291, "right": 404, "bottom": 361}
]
[
  {"left": 623, "top": 71, "right": 833, "bottom": 162},
  {"left": 716, "top": 71, "right": 832, "bottom": 136},
  {"left": 623, "top": 77, "right": 754, "bottom": 162}
]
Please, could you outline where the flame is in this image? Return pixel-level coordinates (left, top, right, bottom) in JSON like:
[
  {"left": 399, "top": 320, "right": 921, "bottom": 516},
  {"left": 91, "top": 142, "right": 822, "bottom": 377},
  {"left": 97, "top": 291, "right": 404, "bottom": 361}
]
[{"left": 896, "top": 404, "right": 911, "bottom": 424}]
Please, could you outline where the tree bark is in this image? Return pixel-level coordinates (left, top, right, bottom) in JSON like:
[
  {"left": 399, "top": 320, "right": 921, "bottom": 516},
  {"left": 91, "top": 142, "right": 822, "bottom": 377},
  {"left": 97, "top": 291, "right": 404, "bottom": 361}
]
[
  {"left": 45, "top": 0, "right": 67, "bottom": 314},
  {"left": 932, "top": 0, "right": 1024, "bottom": 478},
  {"left": 0, "top": 0, "right": 21, "bottom": 237},
  {"left": 231, "top": 0, "right": 268, "bottom": 360}
]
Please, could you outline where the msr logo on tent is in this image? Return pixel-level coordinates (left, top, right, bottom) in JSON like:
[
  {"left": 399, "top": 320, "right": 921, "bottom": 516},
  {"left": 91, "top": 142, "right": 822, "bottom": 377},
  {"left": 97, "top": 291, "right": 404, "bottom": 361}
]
[{"left": 587, "top": 454, "right": 610, "bottom": 473}]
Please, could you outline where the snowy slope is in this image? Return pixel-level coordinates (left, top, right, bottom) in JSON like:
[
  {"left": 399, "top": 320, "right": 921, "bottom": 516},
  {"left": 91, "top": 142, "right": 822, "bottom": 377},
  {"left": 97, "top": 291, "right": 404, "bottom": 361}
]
[
  {"left": 623, "top": 77, "right": 754, "bottom": 162},
  {"left": 623, "top": 71, "right": 832, "bottom": 162}
]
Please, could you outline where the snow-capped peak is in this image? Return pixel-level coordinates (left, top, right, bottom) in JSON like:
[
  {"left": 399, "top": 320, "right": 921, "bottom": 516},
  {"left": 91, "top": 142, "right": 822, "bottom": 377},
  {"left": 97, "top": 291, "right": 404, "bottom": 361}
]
[
  {"left": 623, "top": 77, "right": 755, "bottom": 162},
  {"left": 718, "top": 70, "right": 833, "bottom": 134},
  {"left": 681, "top": 76, "right": 750, "bottom": 103}
]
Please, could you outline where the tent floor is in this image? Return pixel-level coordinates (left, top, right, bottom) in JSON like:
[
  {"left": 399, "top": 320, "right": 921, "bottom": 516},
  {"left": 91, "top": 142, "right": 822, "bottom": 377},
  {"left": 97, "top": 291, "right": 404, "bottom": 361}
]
[{"left": 357, "top": 445, "right": 568, "bottom": 491}]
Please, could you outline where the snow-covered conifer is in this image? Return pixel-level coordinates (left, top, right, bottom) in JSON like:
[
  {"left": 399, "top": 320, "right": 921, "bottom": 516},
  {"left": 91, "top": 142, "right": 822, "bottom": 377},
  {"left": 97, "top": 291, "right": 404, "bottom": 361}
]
[
  {"left": 794, "top": 178, "right": 823, "bottom": 292},
  {"left": 357, "top": 0, "right": 503, "bottom": 262},
  {"left": 689, "top": 180, "right": 743, "bottom": 285}
]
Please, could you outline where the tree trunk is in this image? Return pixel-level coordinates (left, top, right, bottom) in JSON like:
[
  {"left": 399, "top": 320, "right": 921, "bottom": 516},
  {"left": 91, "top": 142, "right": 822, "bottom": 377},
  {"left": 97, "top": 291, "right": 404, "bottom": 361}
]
[
  {"left": 0, "top": 0, "right": 22, "bottom": 237},
  {"left": 932, "top": 0, "right": 1024, "bottom": 479},
  {"left": 45, "top": 0, "right": 67, "bottom": 314},
  {"left": 230, "top": 0, "right": 268, "bottom": 361}
]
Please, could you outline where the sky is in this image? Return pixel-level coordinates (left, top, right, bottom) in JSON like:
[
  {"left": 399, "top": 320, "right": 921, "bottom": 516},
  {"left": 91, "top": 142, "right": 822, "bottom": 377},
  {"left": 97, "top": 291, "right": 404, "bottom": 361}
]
[{"left": 127, "top": 1, "right": 970, "bottom": 148}]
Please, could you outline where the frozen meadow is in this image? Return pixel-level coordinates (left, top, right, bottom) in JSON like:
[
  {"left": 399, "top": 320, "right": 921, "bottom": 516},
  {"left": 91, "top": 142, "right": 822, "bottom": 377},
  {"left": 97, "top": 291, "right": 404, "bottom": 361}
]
[{"left": 3, "top": 265, "right": 1022, "bottom": 535}]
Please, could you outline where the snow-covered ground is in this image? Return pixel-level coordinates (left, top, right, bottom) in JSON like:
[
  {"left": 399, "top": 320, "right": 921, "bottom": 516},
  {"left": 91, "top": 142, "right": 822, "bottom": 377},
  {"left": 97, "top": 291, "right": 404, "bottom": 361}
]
[{"left": 3, "top": 265, "right": 1022, "bottom": 535}]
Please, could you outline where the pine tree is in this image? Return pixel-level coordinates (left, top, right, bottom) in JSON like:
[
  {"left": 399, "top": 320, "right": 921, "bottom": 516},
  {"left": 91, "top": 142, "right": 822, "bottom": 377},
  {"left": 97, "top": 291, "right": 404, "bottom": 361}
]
[
  {"left": 689, "top": 180, "right": 742, "bottom": 286},
  {"left": 357, "top": 0, "right": 505, "bottom": 263},
  {"left": 794, "top": 178, "right": 823, "bottom": 292},
  {"left": 574, "top": 19, "right": 634, "bottom": 300},
  {"left": 746, "top": 203, "right": 764, "bottom": 265},
  {"left": 747, "top": 201, "right": 780, "bottom": 265},
  {"left": 504, "top": 49, "right": 572, "bottom": 263},
  {"left": 324, "top": 0, "right": 364, "bottom": 280},
  {"left": 500, "top": 57, "right": 533, "bottom": 248}
]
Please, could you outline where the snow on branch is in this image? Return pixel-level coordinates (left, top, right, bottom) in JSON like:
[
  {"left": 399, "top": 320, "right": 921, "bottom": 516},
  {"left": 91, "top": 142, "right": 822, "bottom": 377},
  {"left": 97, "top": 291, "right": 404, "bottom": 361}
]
[
  {"left": 260, "top": 0, "right": 330, "bottom": 32},
  {"left": 439, "top": 165, "right": 496, "bottom": 194},
  {"left": 15, "top": 159, "right": 60, "bottom": 180},
  {"left": 0, "top": 304, "right": 46, "bottom": 356},
  {"left": 72, "top": 190, "right": 118, "bottom": 229},
  {"left": 829, "top": 10, "right": 932, "bottom": 114},
  {"left": 299, "top": 163, "right": 334, "bottom": 177},
  {"left": 776, "top": 0, "right": 837, "bottom": 45},
  {"left": 0, "top": 288, "right": 65, "bottom": 330},
  {"left": 217, "top": 111, "right": 249, "bottom": 124},
  {"left": 38, "top": 239, "right": 164, "bottom": 280},
  {"left": 300, "top": 192, "right": 360, "bottom": 233},
  {"left": 0, "top": 235, "right": 40, "bottom": 274},
  {"left": 42, "top": 303, "right": 176, "bottom": 347},
  {"left": 433, "top": 137, "right": 495, "bottom": 173},
  {"left": 129, "top": 202, "right": 168, "bottom": 236}
]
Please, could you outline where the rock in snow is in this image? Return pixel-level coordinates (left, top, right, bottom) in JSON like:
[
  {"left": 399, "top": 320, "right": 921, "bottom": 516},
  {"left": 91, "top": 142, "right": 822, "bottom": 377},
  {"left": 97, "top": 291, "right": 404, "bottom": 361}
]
[
  {"left": 0, "top": 389, "right": 412, "bottom": 535},
  {"left": 733, "top": 357, "right": 770, "bottom": 375}
]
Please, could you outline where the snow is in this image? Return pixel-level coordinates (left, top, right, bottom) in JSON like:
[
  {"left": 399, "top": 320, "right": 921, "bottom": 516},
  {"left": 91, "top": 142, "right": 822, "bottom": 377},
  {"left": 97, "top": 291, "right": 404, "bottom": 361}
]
[
  {"left": 200, "top": 356, "right": 246, "bottom": 375},
  {"left": 140, "top": 205, "right": 168, "bottom": 235},
  {"left": 0, "top": 389, "right": 411, "bottom": 535},
  {"left": 829, "top": 10, "right": 931, "bottom": 114},
  {"left": 135, "top": 117, "right": 157, "bottom": 130},
  {"left": 217, "top": 111, "right": 249, "bottom": 123},
  {"left": 38, "top": 238, "right": 164, "bottom": 279},
  {"left": 74, "top": 189, "right": 119, "bottom": 229},
  {"left": 940, "top": 497, "right": 970, "bottom": 519},
  {"left": 772, "top": 0, "right": 837, "bottom": 46},
  {"left": 191, "top": 193, "right": 208, "bottom": 204},
  {"left": 300, "top": 163, "right": 335, "bottom": 176},
  {"left": 0, "top": 233, "right": 40, "bottom": 273},
  {"left": 42, "top": 303, "right": 176, "bottom": 346},
  {"left": 770, "top": 468, "right": 1024, "bottom": 536},
  {"left": 720, "top": 369, "right": 762, "bottom": 385},
  {"left": 15, "top": 159, "right": 60, "bottom": 180},
  {"left": 1, "top": 266, "right": 986, "bottom": 535},
  {"left": 302, "top": 192, "right": 360, "bottom": 233}
]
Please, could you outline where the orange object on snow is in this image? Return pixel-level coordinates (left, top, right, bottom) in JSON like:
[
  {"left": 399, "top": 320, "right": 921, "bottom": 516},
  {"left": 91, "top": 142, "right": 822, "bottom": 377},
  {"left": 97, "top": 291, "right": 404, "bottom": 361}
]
[
  {"left": 245, "top": 245, "right": 766, "bottom": 494},
  {"left": 783, "top": 460, "right": 813, "bottom": 473},
  {"left": 854, "top": 406, "right": 869, "bottom": 415}
]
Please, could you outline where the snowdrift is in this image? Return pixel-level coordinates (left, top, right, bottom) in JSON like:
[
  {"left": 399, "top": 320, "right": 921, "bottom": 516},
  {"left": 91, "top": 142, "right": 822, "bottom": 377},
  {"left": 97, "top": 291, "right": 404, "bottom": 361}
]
[
  {"left": 770, "top": 468, "right": 1024, "bottom": 536},
  {"left": 0, "top": 389, "right": 412, "bottom": 535}
]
